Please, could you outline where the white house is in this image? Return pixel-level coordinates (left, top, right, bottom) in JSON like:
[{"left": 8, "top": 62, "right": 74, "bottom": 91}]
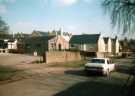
[
  {"left": 98, "top": 36, "right": 106, "bottom": 53},
  {"left": 70, "top": 34, "right": 99, "bottom": 51},
  {"left": 69, "top": 34, "right": 107, "bottom": 57},
  {"left": 8, "top": 39, "right": 18, "bottom": 50},
  {"left": 69, "top": 34, "right": 120, "bottom": 57},
  {"left": 103, "top": 37, "right": 112, "bottom": 53},
  {"left": 111, "top": 37, "right": 120, "bottom": 55}
]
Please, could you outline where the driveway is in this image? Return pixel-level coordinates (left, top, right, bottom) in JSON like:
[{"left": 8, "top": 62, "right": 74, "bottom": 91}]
[{"left": 0, "top": 54, "right": 134, "bottom": 96}]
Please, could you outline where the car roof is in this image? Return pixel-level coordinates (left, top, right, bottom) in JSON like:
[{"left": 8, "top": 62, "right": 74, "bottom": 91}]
[{"left": 92, "top": 58, "right": 109, "bottom": 60}]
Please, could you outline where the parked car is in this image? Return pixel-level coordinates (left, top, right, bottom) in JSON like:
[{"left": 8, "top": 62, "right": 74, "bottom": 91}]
[{"left": 84, "top": 58, "right": 115, "bottom": 75}]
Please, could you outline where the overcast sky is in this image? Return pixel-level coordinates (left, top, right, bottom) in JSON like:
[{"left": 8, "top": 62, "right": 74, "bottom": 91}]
[{"left": 0, "top": 0, "right": 126, "bottom": 37}]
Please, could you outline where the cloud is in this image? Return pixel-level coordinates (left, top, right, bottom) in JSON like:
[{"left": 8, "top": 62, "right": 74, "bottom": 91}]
[
  {"left": 41, "top": 0, "right": 96, "bottom": 8},
  {"left": 0, "top": 0, "right": 16, "bottom": 14},
  {"left": 56, "top": 0, "right": 77, "bottom": 6},
  {"left": 66, "top": 25, "right": 77, "bottom": 31},
  {"left": 41, "top": 0, "right": 78, "bottom": 7},
  {"left": 83, "top": 0, "right": 92, "bottom": 3},
  {"left": 12, "top": 21, "right": 37, "bottom": 33},
  {"left": 54, "top": 0, "right": 95, "bottom": 6},
  {"left": 0, "top": 4, "right": 7, "bottom": 13}
]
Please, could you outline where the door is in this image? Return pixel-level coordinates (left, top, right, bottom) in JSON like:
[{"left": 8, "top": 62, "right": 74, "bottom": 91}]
[
  {"left": 58, "top": 44, "right": 62, "bottom": 51},
  {"left": 107, "top": 60, "right": 115, "bottom": 71}
]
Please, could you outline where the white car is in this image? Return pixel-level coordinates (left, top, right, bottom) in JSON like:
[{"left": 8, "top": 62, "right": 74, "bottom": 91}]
[{"left": 84, "top": 58, "right": 115, "bottom": 75}]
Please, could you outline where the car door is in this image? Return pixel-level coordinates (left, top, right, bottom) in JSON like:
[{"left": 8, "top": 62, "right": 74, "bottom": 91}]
[{"left": 107, "top": 60, "right": 115, "bottom": 71}]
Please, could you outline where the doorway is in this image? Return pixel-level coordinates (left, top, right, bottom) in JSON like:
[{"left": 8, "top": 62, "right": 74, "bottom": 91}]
[{"left": 58, "top": 44, "right": 62, "bottom": 51}]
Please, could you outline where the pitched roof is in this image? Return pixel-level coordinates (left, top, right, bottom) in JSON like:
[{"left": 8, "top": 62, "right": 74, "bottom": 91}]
[
  {"left": 24, "top": 36, "right": 55, "bottom": 43},
  {"left": 111, "top": 36, "right": 118, "bottom": 43},
  {"left": 8, "top": 39, "right": 15, "bottom": 42},
  {"left": 31, "top": 31, "right": 49, "bottom": 37},
  {"left": 111, "top": 38, "right": 117, "bottom": 44},
  {"left": 69, "top": 34, "right": 100, "bottom": 44},
  {"left": 103, "top": 37, "right": 109, "bottom": 44}
]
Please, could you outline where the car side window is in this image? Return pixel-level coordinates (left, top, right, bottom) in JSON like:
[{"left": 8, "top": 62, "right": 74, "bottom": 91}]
[
  {"left": 107, "top": 60, "right": 112, "bottom": 64},
  {"left": 107, "top": 60, "right": 110, "bottom": 64}
]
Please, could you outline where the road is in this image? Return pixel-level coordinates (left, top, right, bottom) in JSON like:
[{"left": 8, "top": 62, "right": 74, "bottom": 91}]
[{"left": 0, "top": 53, "right": 134, "bottom": 96}]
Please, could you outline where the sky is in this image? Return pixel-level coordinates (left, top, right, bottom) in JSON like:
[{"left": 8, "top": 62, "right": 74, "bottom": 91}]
[{"left": 0, "top": 0, "right": 123, "bottom": 37}]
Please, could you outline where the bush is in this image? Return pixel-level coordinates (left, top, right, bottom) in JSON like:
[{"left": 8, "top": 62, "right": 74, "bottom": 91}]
[{"left": 132, "top": 59, "right": 135, "bottom": 63}]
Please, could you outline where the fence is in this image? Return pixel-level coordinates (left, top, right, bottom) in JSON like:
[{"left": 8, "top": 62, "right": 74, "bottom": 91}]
[{"left": 0, "top": 49, "right": 8, "bottom": 53}]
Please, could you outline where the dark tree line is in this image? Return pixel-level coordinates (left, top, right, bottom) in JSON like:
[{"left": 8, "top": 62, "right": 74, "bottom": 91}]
[
  {"left": 120, "top": 38, "right": 135, "bottom": 52},
  {"left": 0, "top": 16, "right": 9, "bottom": 34},
  {"left": 0, "top": 16, "right": 9, "bottom": 39}
]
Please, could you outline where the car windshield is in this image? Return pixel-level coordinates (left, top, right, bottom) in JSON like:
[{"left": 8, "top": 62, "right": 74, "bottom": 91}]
[{"left": 89, "top": 59, "right": 105, "bottom": 64}]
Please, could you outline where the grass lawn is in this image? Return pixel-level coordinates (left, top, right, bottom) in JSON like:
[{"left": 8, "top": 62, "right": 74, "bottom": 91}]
[
  {"left": 0, "top": 66, "right": 20, "bottom": 81},
  {"left": 48, "top": 60, "right": 87, "bottom": 68}
]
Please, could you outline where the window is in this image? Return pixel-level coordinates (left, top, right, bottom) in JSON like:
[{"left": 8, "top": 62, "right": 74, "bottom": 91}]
[
  {"left": 89, "top": 59, "right": 105, "bottom": 64},
  {"left": 71, "top": 44, "right": 75, "bottom": 47},
  {"left": 26, "top": 44, "right": 30, "bottom": 48},
  {"left": 107, "top": 60, "right": 112, "bottom": 64},
  {"left": 36, "top": 43, "right": 41, "bottom": 47},
  {"left": 107, "top": 60, "right": 110, "bottom": 64}
]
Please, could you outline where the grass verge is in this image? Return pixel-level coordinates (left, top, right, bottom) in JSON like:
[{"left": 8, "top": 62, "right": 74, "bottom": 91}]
[
  {"left": 48, "top": 60, "right": 87, "bottom": 68},
  {"left": 0, "top": 65, "right": 22, "bottom": 81}
]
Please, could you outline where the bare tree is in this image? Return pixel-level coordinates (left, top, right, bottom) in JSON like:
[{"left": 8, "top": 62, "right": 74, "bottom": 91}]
[{"left": 102, "top": 0, "right": 135, "bottom": 34}]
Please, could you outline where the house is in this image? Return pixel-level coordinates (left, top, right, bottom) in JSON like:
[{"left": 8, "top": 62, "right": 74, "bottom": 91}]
[
  {"left": 0, "top": 33, "right": 27, "bottom": 51},
  {"left": 48, "top": 35, "right": 69, "bottom": 51},
  {"left": 7, "top": 39, "right": 18, "bottom": 50},
  {"left": 50, "top": 29, "right": 72, "bottom": 42},
  {"left": 103, "top": 37, "right": 112, "bottom": 54},
  {"left": 111, "top": 36, "right": 120, "bottom": 55},
  {"left": 69, "top": 34, "right": 121, "bottom": 57},
  {"left": 24, "top": 35, "right": 69, "bottom": 55},
  {"left": 69, "top": 34, "right": 106, "bottom": 57},
  {"left": 103, "top": 36, "right": 120, "bottom": 56},
  {"left": 70, "top": 34, "right": 99, "bottom": 51}
]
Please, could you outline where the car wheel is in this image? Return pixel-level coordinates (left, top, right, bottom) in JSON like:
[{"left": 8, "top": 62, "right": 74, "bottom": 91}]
[{"left": 84, "top": 70, "right": 88, "bottom": 74}]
